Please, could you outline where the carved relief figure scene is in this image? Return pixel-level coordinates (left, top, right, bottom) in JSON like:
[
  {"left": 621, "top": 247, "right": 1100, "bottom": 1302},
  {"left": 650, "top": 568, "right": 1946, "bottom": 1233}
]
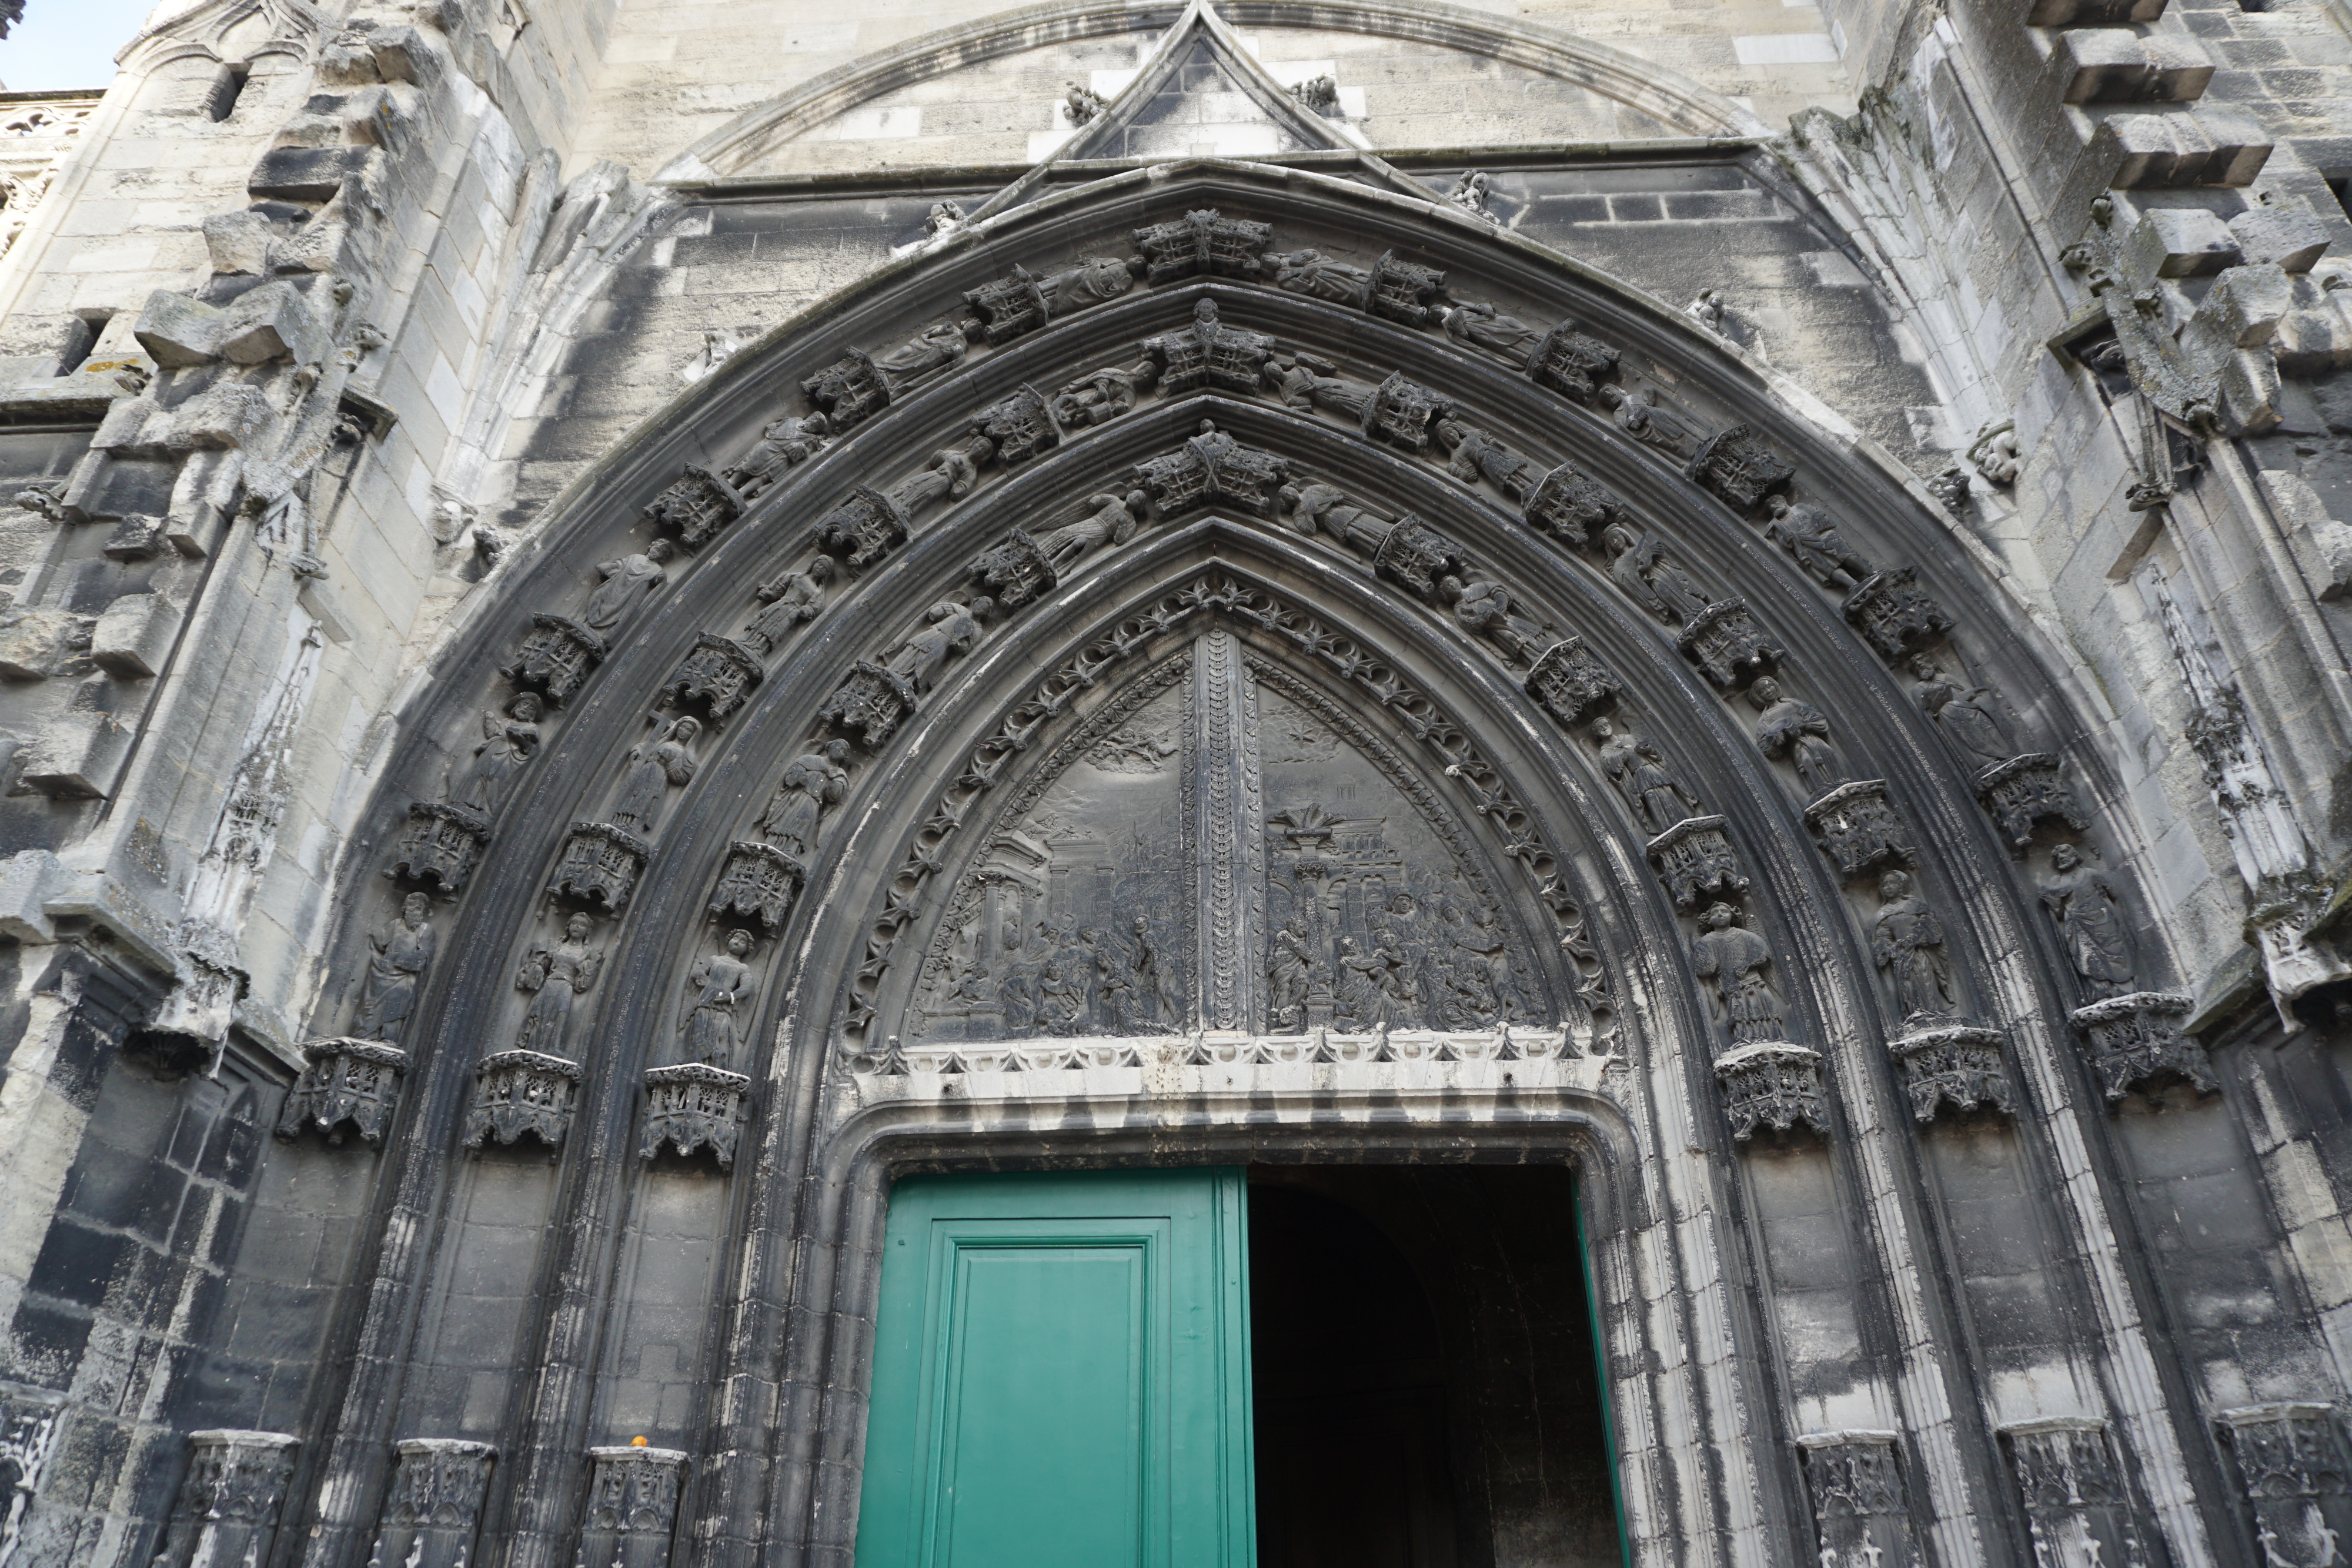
[{"left": 1, "top": 1, "right": 2350, "bottom": 1567}]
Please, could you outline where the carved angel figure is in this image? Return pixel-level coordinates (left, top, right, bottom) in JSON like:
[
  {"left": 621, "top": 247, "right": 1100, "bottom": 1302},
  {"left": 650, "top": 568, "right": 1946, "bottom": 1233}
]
[
  {"left": 1762, "top": 494, "right": 1875, "bottom": 591},
  {"left": 741, "top": 557, "right": 834, "bottom": 655},
  {"left": 1265, "top": 248, "right": 1371, "bottom": 305},
  {"left": 1264, "top": 352, "right": 1376, "bottom": 420},
  {"left": 513, "top": 912, "right": 604, "bottom": 1057},
  {"left": 1909, "top": 655, "right": 2013, "bottom": 766},
  {"left": 1604, "top": 524, "right": 1712, "bottom": 625},
  {"left": 610, "top": 716, "right": 701, "bottom": 835},
  {"left": 1037, "top": 490, "right": 1145, "bottom": 573},
  {"left": 757, "top": 739, "right": 851, "bottom": 862},
  {"left": 1690, "top": 902, "right": 1783, "bottom": 1045},
  {"left": 579, "top": 538, "right": 676, "bottom": 634},
  {"left": 2039, "top": 844, "right": 2140, "bottom": 998},
  {"left": 872, "top": 320, "right": 971, "bottom": 385},
  {"left": 1053, "top": 360, "right": 1155, "bottom": 429},
  {"left": 352, "top": 892, "right": 436, "bottom": 1044},
  {"left": 680, "top": 928, "right": 757, "bottom": 1069},
  {"left": 1872, "top": 870, "right": 1954, "bottom": 1022},
  {"left": 446, "top": 691, "right": 543, "bottom": 812},
  {"left": 1591, "top": 717, "right": 1698, "bottom": 834},
  {"left": 881, "top": 599, "right": 993, "bottom": 696},
  {"left": 1441, "top": 299, "right": 1543, "bottom": 364},
  {"left": 1748, "top": 678, "right": 1848, "bottom": 796},
  {"left": 1441, "top": 576, "right": 1553, "bottom": 667},
  {"left": 723, "top": 412, "right": 829, "bottom": 500}
]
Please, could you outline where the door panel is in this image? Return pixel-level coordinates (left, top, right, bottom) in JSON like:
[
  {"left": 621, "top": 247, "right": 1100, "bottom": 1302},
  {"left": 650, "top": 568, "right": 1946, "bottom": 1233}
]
[{"left": 856, "top": 1169, "right": 1254, "bottom": 1568}]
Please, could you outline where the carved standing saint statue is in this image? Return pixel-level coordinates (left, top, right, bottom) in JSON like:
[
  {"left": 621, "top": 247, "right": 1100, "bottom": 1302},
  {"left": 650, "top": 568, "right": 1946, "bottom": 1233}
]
[
  {"left": 1265, "top": 248, "right": 1371, "bottom": 305},
  {"left": 579, "top": 537, "right": 676, "bottom": 635},
  {"left": 1690, "top": 902, "right": 1784, "bottom": 1045},
  {"left": 2039, "top": 843, "right": 2140, "bottom": 998},
  {"left": 881, "top": 598, "right": 993, "bottom": 697},
  {"left": 1909, "top": 655, "right": 2014, "bottom": 767},
  {"left": 1871, "top": 870, "right": 1955, "bottom": 1022},
  {"left": 446, "top": 691, "right": 543, "bottom": 812},
  {"left": 741, "top": 557, "right": 833, "bottom": 656},
  {"left": 1125, "top": 916, "right": 1181, "bottom": 1029},
  {"left": 1037, "top": 490, "right": 1144, "bottom": 574},
  {"left": 721, "top": 412, "right": 829, "bottom": 500},
  {"left": 1762, "top": 494, "right": 1875, "bottom": 592},
  {"left": 610, "top": 716, "right": 701, "bottom": 835},
  {"left": 1263, "top": 353, "right": 1376, "bottom": 420},
  {"left": 871, "top": 319, "right": 971, "bottom": 385},
  {"left": 680, "top": 928, "right": 757, "bottom": 1069},
  {"left": 352, "top": 892, "right": 436, "bottom": 1044},
  {"left": 1268, "top": 917, "right": 1317, "bottom": 1031},
  {"left": 1441, "top": 576, "right": 1554, "bottom": 667},
  {"left": 1748, "top": 678, "right": 1849, "bottom": 796},
  {"left": 1439, "top": 298, "right": 1543, "bottom": 363},
  {"left": 513, "top": 912, "right": 604, "bottom": 1057},
  {"left": 757, "top": 739, "right": 852, "bottom": 862},
  {"left": 1604, "top": 525, "right": 1712, "bottom": 625},
  {"left": 1591, "top": 716, "right": 1699, "bottom": 834},
  {"left": 1279, "top": 482, "right": 1388, "bottom": 556},
  {"left": 1053, "top": 361, "right": 1154, "bottom": 429}
]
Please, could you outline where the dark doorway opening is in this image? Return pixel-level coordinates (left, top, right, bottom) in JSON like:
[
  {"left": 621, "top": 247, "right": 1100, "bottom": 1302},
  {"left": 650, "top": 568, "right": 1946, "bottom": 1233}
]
[{"left": 1248, "top": 1166, "right": 1619, "bottom": 1568}]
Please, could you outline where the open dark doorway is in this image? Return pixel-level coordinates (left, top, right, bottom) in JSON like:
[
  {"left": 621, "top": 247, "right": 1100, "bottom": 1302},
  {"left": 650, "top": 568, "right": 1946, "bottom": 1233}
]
[{"left": 1248, "top": 1166, "right": 1620, "bottom": 1568}]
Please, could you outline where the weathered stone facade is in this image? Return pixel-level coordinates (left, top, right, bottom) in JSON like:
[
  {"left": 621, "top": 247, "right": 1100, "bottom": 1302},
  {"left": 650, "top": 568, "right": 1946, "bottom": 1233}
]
[{"left": 0, "top": 0, "right": 2347, "bottom": 1563}]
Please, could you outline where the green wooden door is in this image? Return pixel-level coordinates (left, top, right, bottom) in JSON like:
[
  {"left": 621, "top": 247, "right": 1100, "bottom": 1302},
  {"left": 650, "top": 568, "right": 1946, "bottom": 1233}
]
[{"left": 854, "top": 1169, "right": 1255, "bottom": 1568}]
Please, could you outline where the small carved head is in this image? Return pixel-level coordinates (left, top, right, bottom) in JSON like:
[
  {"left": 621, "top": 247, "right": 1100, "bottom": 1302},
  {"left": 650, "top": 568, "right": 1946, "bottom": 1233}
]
[
  {"left": 1907, "top": 654, "right": 1940, "bottom": 682},
  {"left": 1699, "top": 902, "right": 1739, "bottom": 932},
  {"left": 672, "top": 716, "right": 703, "bottom": 744},
  {"left": 1587, "top": 716, "right": 1615, "bottom": 741},
  {"left": 1602, "top": 524, "right": 1636, "bottom": 556},
  {"left": 565, "top": 911, "right": 594, "bottom": 942},
  {"left": 2050, "top": 843, "right": 2082, "bottom": 874},
  {"left": 1747, "top": 677, "right": 1784, "bottom": 710},
  {"left": 822, "top": 738, "right": 851, "bottom": 765},
  {"left": 1878, "top": 870, "right": 1913, "bottom": 903},
  {"left": 806, "top": 556, "right": 836, "bottom": 585},
  {"left": 724, "top": 928, "right": 755, "bottom": 957},
  {"left": 402, "top": 891, "right": 432, "bottom": 925},
  {"left": 508, "top": 692, "right": 545, "bottom": 723},
  {"left": 1192, "top": 297, "right": 1217, "bottom": 326},
  {"left": 646, "top": 538, "right": 676, "bottom": 563}
]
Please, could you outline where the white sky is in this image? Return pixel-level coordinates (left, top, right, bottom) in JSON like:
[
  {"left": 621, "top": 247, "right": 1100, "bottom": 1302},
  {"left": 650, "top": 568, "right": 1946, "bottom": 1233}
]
[{"left": 0, "top": 0, "right": 156, "bottom": 92}]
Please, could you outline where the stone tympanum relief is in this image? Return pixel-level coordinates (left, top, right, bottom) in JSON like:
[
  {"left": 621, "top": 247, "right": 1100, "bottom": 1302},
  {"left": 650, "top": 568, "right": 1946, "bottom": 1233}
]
[{"left": 907, "top": 634, "right": 1544, "bottom": 1045}]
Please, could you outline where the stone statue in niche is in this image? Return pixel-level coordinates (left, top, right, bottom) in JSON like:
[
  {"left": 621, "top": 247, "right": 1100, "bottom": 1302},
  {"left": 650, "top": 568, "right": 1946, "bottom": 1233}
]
[
  {"left": 680, "top": 928, "right": 757, "bottom": 1069},
  {"left": 1605, "top": 524, "right": 1713, "bottom": 625},
  {"left": 2039, "top": 844, "right": 2141, "bottom": 999},
  {"left": 445, "top": 692, "right": 543, "bottom": 812},
  {"left": 1591, "top": 717, "right": 1699, "bottom": 834},
  {"left": 1263, "top": 352, "right": 1377, "bottom": 421},
  {"left": 1439, "top": 298, "right": 1544, "bottom": 364},
  {"left": 1762, "top": 494, "right": 1875, "bottom": 592},
  {"left": 1053, "top": 361, "right": 1155, "bottom": 429},
  {"left": 722, "top": 412, "right": 830, "bottom": 500},
  {"left": 580, "top": 538, "right": 676, "bottom": 636},
  {"left": 1265, "top": 249, "right": 1372, "bottom": 306},
  {"left": 740, "top": 557, "right": 833, "bottom": 657},
  {"left": 757, "top": 740, "right": 851, "bottom": 862},
  {"left": 1280, "top": 482, "right": 1465, "bottom": 600},
  {"left": 513, "top": 913, "right": 604, "bottom": 1055},
  {"left": 352, "top": 892, "right": 436, "bottom": 1044},
  {"left": 610, "top": 716, "right": 701, "bottom": 836},
  {"left": 1440, "top": 576, "right": 1555, "bottom": 668},
  {"left": 1872, "top": 870, "right": 1955, "bottom": 1022},
  {"left": 881, "top": 597, "right": 993, "bottom": 698},
  {"left": 1749, "top": 677, "right": 1849, "bottom": 795},
  {"left": 1692, "top": 902, "right": 1785, "bottom": 1045},
  {"left": 871, "top": 319, "right": 971, "bottom": 387},
  {"left": 1444, "top": 170, "right": 1497, "bottom": 222},
  {"left": 1909, "top": 654, "right": 2013, "bottom": 765},
  {"left": 1037, "top": 490, "right": 1145, "bottom": 574}
]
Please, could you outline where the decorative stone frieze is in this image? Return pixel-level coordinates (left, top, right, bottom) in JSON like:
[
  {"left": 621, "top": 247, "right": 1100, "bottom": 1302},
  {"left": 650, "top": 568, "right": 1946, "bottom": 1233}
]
[
  {"left": 709, "top": 841, "right": 807, "bottom": 930},
  {"left": 1683, "top": 424, "right": 1795, "bottom": 511},
  {"left": 1973, "top": 754, "right": 2090, "bottom": 848},
  {"left": 641, "top": 1064, "right": 750, "bottom": 1170},
  {"left": 1675, "top": 599, "right": 1782, "bottom": 688},
  {"left": 276, "top": 1037, "right": 406, "bottom": 1146},
  {"left": 1523, "top": 637, "right": 1619, "bottom": 728},
  {"left": 2217, "top": 1403, "right": 2352, "bottom": 1568},
  {"left": 366, "top": 1439, "right": 496, "bottom": 1568},
  {"left": 2068, "top": 991, "right": 2215, "bottom": 1100},
  {"left": 577, "top": 1445, "right": 690, "bottom": 1568},
  {"left": 462, "top": 1050, "right": 582, "bottom": 1151},
  {"left": 1796, "top": 1431, "right": 1920, "bottom": 1568},
  {"left": 1889, "top": 1024, "right": 2014, "bottom": 1122},
  {"left": 852, "top": 1022, "right": 1609, "bottom": 1078},
  {"left": 1645, "top": 815, "right": 1749, "bottom": 911},
  {"left": 2000, "top": 1418, "right": 2149, "bottom": 1568},
  {"left": 1714, "top": 1042, "right": 1829, "bottom": 1139},
  {"left": 148, "top": 1430, "right": 298, "bottom": 1568},
  {"left": 640, "top": 466, "right": 744, "bottom": 549},
  {"left": 1805, "top": 780, "right": 1915, "bottom": 877},
  {"left": 552, "top": 821, "right": 653, "bottom": 912},
  {"left": 390, "top": 800, "right": 490, "bottom": 892},
  {"left": 1840, "top": 568, "right": 1954, "bottom": 661},
  {"left": 502, "top": 612, "right": 607, "bottom": 704},
  {"left": 659, "top": 633, "right": 763, "bottom": 724}
]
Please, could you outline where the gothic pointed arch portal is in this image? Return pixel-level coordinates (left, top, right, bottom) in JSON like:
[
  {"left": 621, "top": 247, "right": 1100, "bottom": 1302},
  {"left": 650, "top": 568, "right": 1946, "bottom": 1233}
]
[{"left": 273, "top": 157, "right": 2207, "bottom": 1568}]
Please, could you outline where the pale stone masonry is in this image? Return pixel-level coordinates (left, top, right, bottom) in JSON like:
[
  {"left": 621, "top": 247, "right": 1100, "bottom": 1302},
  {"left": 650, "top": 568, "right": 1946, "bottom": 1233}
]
[{"left": 0, "top": 0, "right": 2346, "bottom": 1564}]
